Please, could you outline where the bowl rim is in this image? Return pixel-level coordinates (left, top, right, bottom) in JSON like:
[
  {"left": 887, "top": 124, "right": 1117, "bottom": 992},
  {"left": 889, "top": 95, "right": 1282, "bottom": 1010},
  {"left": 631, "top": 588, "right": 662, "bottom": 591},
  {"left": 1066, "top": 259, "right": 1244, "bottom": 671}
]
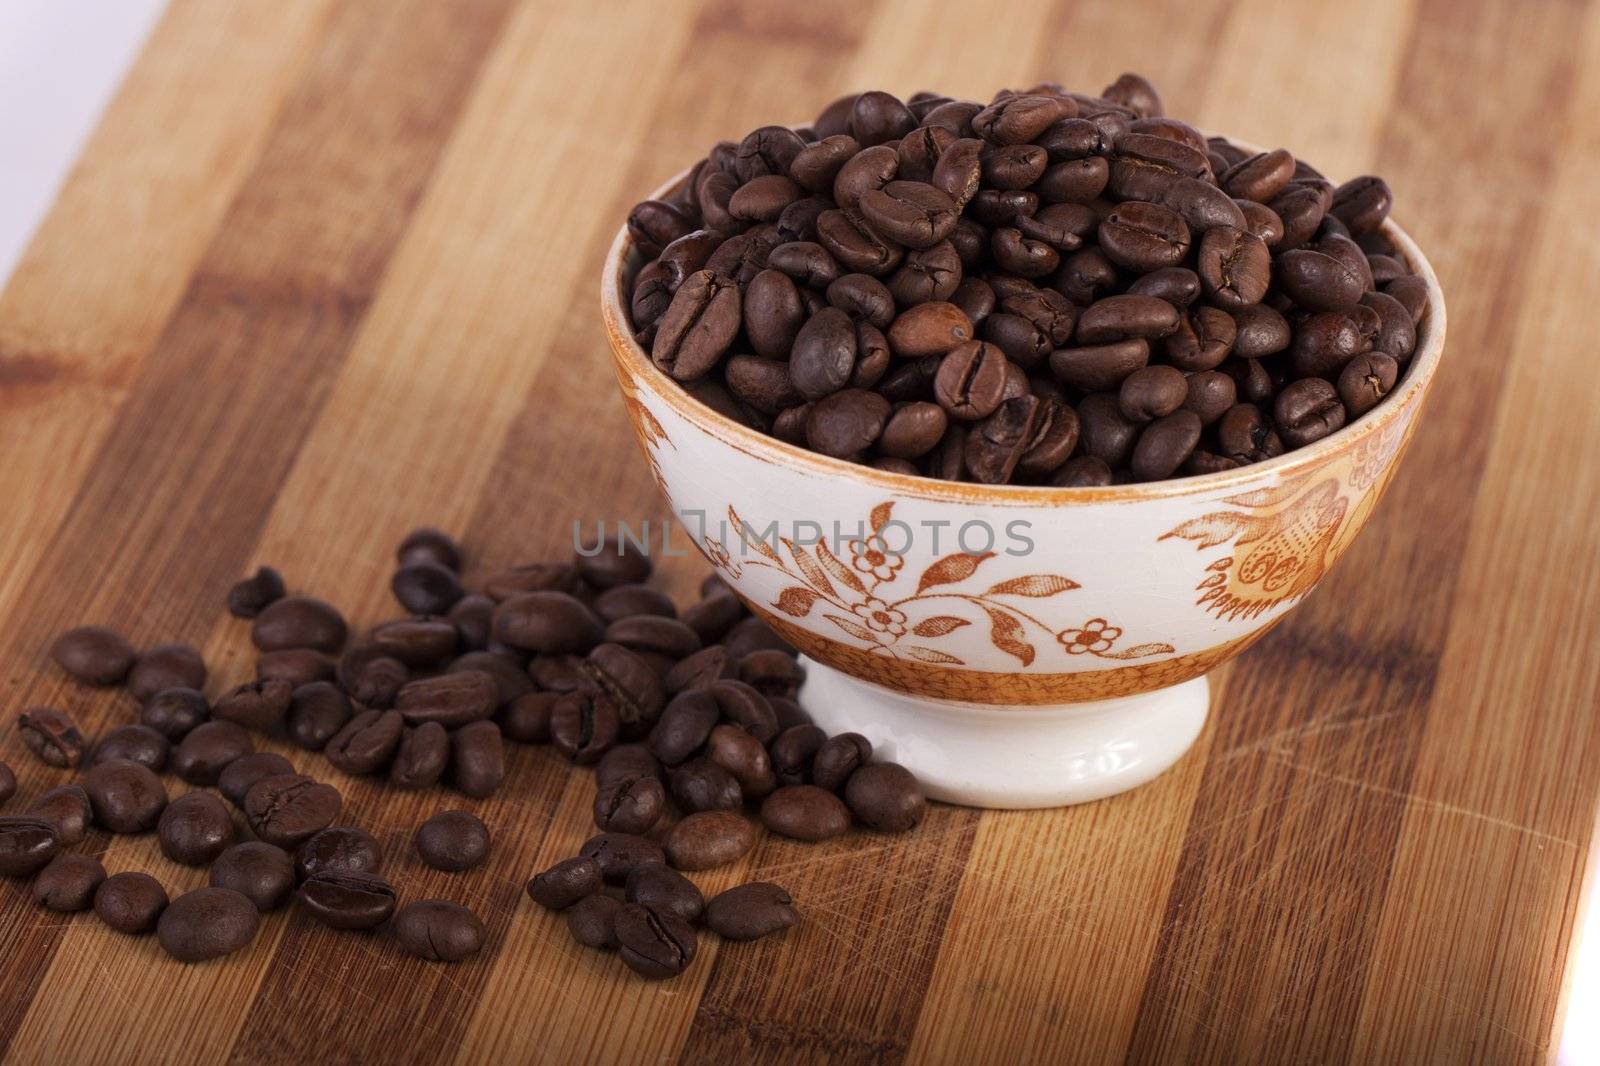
[{"left": 600, "top": 162, "right": 1447, "bottom": 505}]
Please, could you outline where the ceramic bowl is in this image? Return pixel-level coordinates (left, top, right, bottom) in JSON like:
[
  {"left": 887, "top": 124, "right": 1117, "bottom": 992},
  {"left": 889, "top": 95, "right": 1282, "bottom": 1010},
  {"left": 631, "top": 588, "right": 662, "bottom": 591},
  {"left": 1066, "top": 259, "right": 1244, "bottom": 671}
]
[{"left": 601, "top": 172, "right": 1446, "bottom": 808}]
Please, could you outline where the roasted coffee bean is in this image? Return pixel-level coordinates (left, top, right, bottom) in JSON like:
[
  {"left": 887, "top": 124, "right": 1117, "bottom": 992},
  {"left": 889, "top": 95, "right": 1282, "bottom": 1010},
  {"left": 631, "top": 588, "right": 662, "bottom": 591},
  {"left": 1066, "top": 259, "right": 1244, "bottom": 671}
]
[
  {"left": 210, "top": 842, "right": 295, "bottom": 911},
  {"left": 626, "top": 863, "right": 704, "bottom": 925},
  {"left": 737, "top": 649, "right": 804, "bottom": 699},
  {"left": 31, "top": 853, "right": 102, "bottom": 912},
  {"left": 451, "top": 720, "right": 505, "bottom": 799},
  {"left": 1278, "top": 246, "right": 1366, "bottom": 310},
  {"left": 128, "top": 643, "right": 207, "bottom": 703},
  {"left": 337, "top": 646, "right": 408, "bottom": 709},
  {"left": 299, "top": 872, "right": 396, "bottom": 931},
  {"left": 567, "top": 894, "right": 624, "bottom": 948},
  {"left": 450, "top": 650, "right": 534, "bottom": 706},
  {"left": 1337, "top": 352, "right": 1400, "bottom": 417},
  {"left": 213, "top": 678, "right": 292, "bottom": 732},
  {"left": 1051, "top": 339, "right": 1149, "bottom": 392},
  {"left": 50, "top": 625, "right": 135, "bottom": 686},
  {"left": 295, "top": 826, "right": 382, "bottom": 882},
  {"left": 708, "top": 680, "right": 780, "bottom": 743},
  {"left": 447, "top": 594, "right": 496, "bottom": 650},
  {"left": 415, "top": 810, "right": 490, "bottom": 872},
  {"left": 649, "top": 690, "right": 720, "bottom": 766},
  {"left": 493, "top": 592, "right": 604, "bottom": 655},
  {"left": 760, "top": 785, "right": 851, "bottom": 842},
  {"left": 90, "top": 723, "right": 169, "bottom": 772},
  {"left": 528, "top": 857, "right": 602, "bottom": 911},
  {"left": 769, "top": 724, "right": 826, "bottom": 786},
  {"left": 581, "top": 832, "right": 667, "bottom": 884},
  {"left": 0, "top": 816, "right": 59, "bottom": 878},
  {"left": 1289, "top": 310, "right": 1367, "bottom": 378},
  {"left": 1051, "top": 455, "right": 1114, "bottom": 487},
  {"left": 142, "top": 686, "right": 209, "bottom": 741},
  {"left": 483, "top": 562, "right": 582, "bottom": 601},
  {"left": 392, "top": 562, "right": 465, "bottom": 615},
  {"left": 604, "top": 617, "right": 702, "bottom": 665},
  {"left": 665, "top": 810, "right": 759, "bottom": 871},
  {"left": 244, "top": 774, "right": 340, "bottom": 848},
  {"left": 575, "top": 535, "right": 653, "bottom": 590},
  {"left": 859, "top": 181, "right": 959, "bottom": 249},
  {"left": 397, "top": 526, "right": 462, "bottom": 571},
  {"left": 1360, "top": 290, "right": 1417, "bottom": 360},
  {"left": 1098, "top": 202, "right": 1191, "bottom": 272},
  {"left": 369, "top": 618, "right": 458, "bottom": 667},
  {"left": 551, "top": 690, "right": 621, "bottom": 764},
  {"left": 252, "top": 596, "right": 348, "bottom": 654},
  {"left": 791, "top": 135, "right": 860, "bottom": 193},
  {"left": 1184, "top": 370, "right": 1238, "bottom": 426},
  {"left": 1077, "top": 295, "right": 1180, "bottom": 344},
  {"left": 705, "top": 882, "right": 798, "bottom": 941},
  {"left": 934, "top": 340, "right": 1008, "bottom": 421},
  {"left": 228, "top": 566, "right": 286, "bottom": 619},
  {"left": 594, "top": 773, "right": 666, "bottom": 835},
  {"left": 390, "top": 722, "right": 450, "bottom": 789},
  {"left": 1119, "top": 365, "right": 1188, "bottom": 422},
  {"left": 811, "top": 733, "right": 872, "bottom": 792},
  {"left": 888, "top": 302, "right": 974, "bottom": 359},
  {"left": 1132, "top": 410, "right": 1203, "bottom": 481},
  {"left": 286, "top": 681, "right": 352, "bottom": 750},
  {"left": 158, "top": 887, "right": 260, "bottom": 962},
  {"left": 879, "top": 401, "right": 949, "bottom": 459},
  {"left": 395, "top": 670, "right": 498, "bottom": 728},
  {"left": 584, "top": 643, "right": 666, "bottom": 725},
  {"left": 1218, "top": 403, "right": 1285, "bottom": 463},
  {"left": 325, "top": 710, "right": 403, "bottom": 776},
  {"left": 670, "top": 757, "right": 744, "bottom": 813},
  {"left": 706, "top": 724, "right": 777, "bottom": 798},
  {"left": 82, "top": 759, "right": 167, "bottom": 833},
  {"left": 19, "top": 706, "right": 83, "bottom": 768},
  {"left": 158, "top": 791, "right": 235, "bottom": 865},
  {"left": 94, "top": 871, "right": 168, "bottom": 934},
  {"left": 27, "top": 785, "right": 91, "bottom": 846},
  {"left": 1274, "top": 377, "right": 1347, "bottom": 447},
  {"left": 653, "top": 270, "right": 741, "bottom": 381},
  {"left": 804, "top": 388, "right": 889, "bottom": 458},
  {"left": 966, "top": 395, "right": 1043, "bottom": 484},
  {"left": 257, "top": 648, "right": 336, "bottom": 687},
  {"left": 218, "top": 752, "right": 295, "bottom": 808},
  {"left": 679, "top": 594, "right": 745, "bottom": 647},
  {"left": 495, "top": 691, "right": 555, "bottom": 746},
  {"left": 1330, "top": 175, "right": 1392, "bottom": 234},
  {"left": 615, "top": 903, "right": 697, "bottom": 979},
  {"left": 392, "top": 900, "right": 484, "bottom": 962},
  {"left": 844, "top": 762, "right": 926, "bottom": 832}
]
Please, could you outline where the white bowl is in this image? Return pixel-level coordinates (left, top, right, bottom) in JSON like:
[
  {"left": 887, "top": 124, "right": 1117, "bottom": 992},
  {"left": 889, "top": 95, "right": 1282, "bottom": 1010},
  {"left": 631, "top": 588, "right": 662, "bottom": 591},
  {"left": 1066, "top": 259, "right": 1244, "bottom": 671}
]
[{"left": 601, "top": 175, "right": 1446, "bottom": 808}]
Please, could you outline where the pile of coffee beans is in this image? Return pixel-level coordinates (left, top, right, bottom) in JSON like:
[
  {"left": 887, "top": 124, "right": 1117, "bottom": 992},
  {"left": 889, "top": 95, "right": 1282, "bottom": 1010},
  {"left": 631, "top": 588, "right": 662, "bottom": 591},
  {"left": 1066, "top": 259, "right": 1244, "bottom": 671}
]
[
  {"left": 623, "top": 74, "right": 1424, "bottom": 485},
  {"left": 3, "top": 527, "right": 927, "bottom": 981}
]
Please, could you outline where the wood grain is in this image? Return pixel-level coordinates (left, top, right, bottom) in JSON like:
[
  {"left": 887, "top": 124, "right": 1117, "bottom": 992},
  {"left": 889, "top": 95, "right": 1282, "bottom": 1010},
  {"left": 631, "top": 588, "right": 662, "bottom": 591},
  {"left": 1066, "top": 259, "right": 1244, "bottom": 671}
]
[{"left": 2, "top": 0, "right": 1596, "bottom": 1063}]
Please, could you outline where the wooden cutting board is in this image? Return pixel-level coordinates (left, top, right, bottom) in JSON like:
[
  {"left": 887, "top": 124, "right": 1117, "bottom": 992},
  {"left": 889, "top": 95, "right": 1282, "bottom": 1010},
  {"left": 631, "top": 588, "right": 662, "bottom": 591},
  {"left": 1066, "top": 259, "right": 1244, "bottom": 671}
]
[{"left": 2, "top": 0, "right": 1597, "bottom": 1062}]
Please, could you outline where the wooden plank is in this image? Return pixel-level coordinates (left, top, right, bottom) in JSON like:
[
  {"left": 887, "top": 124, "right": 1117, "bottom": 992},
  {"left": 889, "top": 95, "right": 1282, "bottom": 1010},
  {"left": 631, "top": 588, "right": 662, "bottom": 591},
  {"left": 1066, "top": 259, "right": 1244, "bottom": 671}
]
[
  {"left": 1349, "top": 3, "right": 1600, "bottom": 1059},
  {"left": 0, "top": 2, "right": 512, "bottom": 1062},
  {"left": 1125, "top": 0, "right": 1589, "bottom": 1060}
]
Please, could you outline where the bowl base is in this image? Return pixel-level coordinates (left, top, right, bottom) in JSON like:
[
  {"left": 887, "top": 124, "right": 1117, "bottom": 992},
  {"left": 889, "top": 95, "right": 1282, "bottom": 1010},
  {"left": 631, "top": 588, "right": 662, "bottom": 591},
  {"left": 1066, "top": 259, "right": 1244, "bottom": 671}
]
[{"left": 797, "top": 658, "right": 1210, "bottom": 809}]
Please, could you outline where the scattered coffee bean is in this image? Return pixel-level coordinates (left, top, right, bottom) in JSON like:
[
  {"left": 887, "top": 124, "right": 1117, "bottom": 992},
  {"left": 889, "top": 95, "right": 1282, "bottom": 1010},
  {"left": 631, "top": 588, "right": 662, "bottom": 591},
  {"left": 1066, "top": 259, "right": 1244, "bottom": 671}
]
[
  {"left": 228, "top": 566, "right": 286, "bottom": 618},
  {"left": 845, "top": 762, "right": 927, "bottom": 832},
  {"left": 257, "top": 647, "right": 336, "bottom": 687},
  {"left": 649, "top": 690, "right": 720, "bottom": 766},
  {"left": 625, "top": 864, "right": 704, "bottom": 925},
  {"left": 493, "top": 592, "right": 604, "bottom": 655},
  {"left": 90, "top": 724, "right": 169, "bottom": 772},
  {"left": 370, "top": 617, "right": 459, "bottom": 667},
  {"left": 415, "top": 810, "right": 490, "bottom": 872},
  {"left": 0, "top": 816, "right": 60, "bottom": 877},
  {"left": 243, "top": 773, "right": 341, "bottom": 848},
  {"left": 158, "top": 887, "right": 260, "bottom": 963},
  {"left": 94, "top": 871, "right": 168, "bottom": 934},
  {"left": 580, "top": 832, "right": 666, "bottom": 884},
  {"left": 664, "top": 809, "right": 759, "bottom": 870},
  {"left": 50, "top": 626, "right": 135, "bottom": 686},
  {"left": 286, "top": 681, "right": 353, "bottom": 750},
  {"left": 760, "top": 785, "right": 851, "bottom": 842},
  {"left": 213, "top": 678, "right": 293, "bottom": 731},
  {"left": 593, "top": 772, "right": 666, "bottom": 835},
  {"left": 218, "top": 752, "right": 296, "bottom": 807},
  {"left": 324, "top": 709, "right": 404, "bottom": 775},
  {"left": 392, "top": 900, "right": 484, "bottom": 962},
  {"left": 295, "top": 826, "right": 382, "bottom": 882},
  {"left": 398, "top": 527, "right": 462, "bottom": 572},
  {"left": 447, "top": 595, "right": 497, "bottom": 651},
  {"left": 392, "top": 563, "right": 465, "bottom": 616},
  {"left": 158, "top": 791, "right": 236, "bottom": 865},
  {"left": 595, "top": 743, "right": 663, "bottom": 791},
  {"left": 338, "top": 646, "right": 409, "bottom": 709},
  {"left": 497, "top": 691, "right": 558, "bottom": 744},
  {"left": 82, "top": 759, "right": 167, "bottom": 833},
  {"left": 575, "top": 536, "right": 653, "bottom": 589},
  {"left": 670, "top": 757, "right": 744, "bottom": 813},
  {"left": 566, "top": 893, "right": 624, "bottom": 949},
  {"left": 210, "top": 842, "right": 295, "bottom": 911},
  {"left": 452, "top": 650, "right": 534, "bottom": 706},
  {"left": 811, "top": 733, "right": 872, "bottom": 792},
  {"left": 32, "top": 853, "right": 105, "bottom": 911},
  {"left": 127, "top": 643, "right": 207, "bottom": 703},
  {"left": 770, "top": 724, "right": 826, "bottom": 786},
  {"left": 142, "top": 687, "right": 209, "bottom": 741},
  {"left": 395, "top": 670, "right": 498, "bottom": 728},
  {"left": 551, "top": 690, "right": 621, "bottom": 765},
  {"left": 26, "top": 785, "right": 91, "bottom": 846},
  {"left": 527, "top": 857, "right": 603, "bottom": 911},
  {"left": 450, "top": 720, "right": 505, "bottom": 798},
  {"left": 706, "top": 724, "right": 777, "bottom": 798},
  {"left": 299, "top": 872, "right": 397, "bottom": 930},
  {"left": 390, "top": 721, "right": 451, "bottom": 789},
  {"left": 704, "top": 882, "right": 798, "bottom": 941},
  {"left": 615, "top": 903, "right": 697, "bottom": 979},
  {"left": 18, "top": 706, "right": 84, "bottom": 768},
  {"left": 252, "top": 596, "right": 349, "bottom": 654}
]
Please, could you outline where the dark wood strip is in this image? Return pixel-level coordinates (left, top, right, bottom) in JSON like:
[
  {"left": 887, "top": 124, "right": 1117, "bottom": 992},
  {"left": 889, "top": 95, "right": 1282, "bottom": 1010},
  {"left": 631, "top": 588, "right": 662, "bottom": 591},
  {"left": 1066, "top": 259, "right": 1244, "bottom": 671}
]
[
  {"left": 0, "top": 0, "right": 510, "bottom": 1055},
  {"left": 1126, "top": 0, "right": 1589, "bottom": 1060}
]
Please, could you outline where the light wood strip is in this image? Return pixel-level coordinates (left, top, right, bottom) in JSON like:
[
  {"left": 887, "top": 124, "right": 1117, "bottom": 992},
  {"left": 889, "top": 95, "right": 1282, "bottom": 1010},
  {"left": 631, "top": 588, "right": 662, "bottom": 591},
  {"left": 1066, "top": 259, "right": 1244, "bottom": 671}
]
[
  {"left": 1350, "top": 3, "right": 1600, "bottom": 1059},
  {"left": 1, "top": 2, "right": 512, "bottom": 1062}
]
